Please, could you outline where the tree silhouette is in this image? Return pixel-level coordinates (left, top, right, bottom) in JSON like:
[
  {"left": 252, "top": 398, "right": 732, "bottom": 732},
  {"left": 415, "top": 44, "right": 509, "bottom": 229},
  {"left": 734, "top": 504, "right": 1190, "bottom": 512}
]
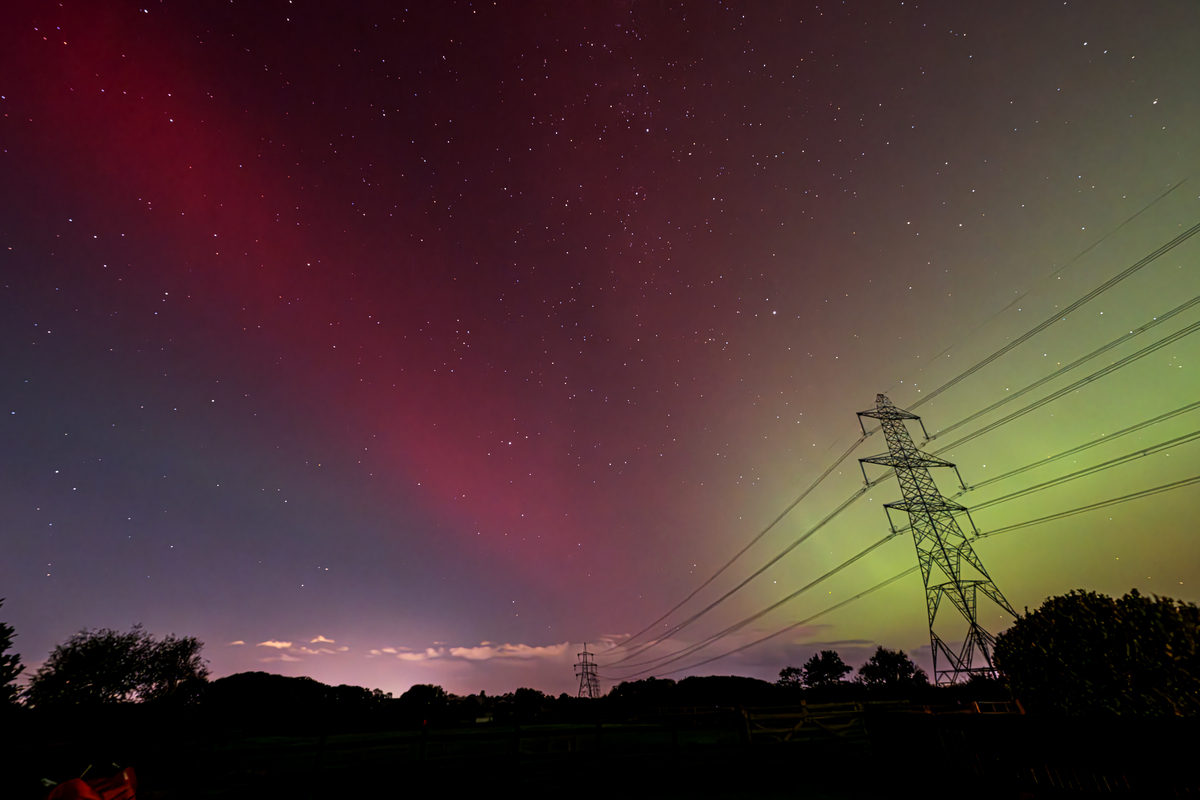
[
  {"left": 855, "top": 646, "right": 928, "bottom": 687},
  {"left": 25, "top": 624, "right": 208, "bottom": 707},
  {"left": 800, "top": 650, "right": 853, "bottom": 688},
  {"left": 608, "top": 676, "right": 676, "bottom": 705},
  {"left": 398, "top": 683, "right": 448, "bottom": 713},
  {"left": 995, "top": 588, "right": 1200, "bottom": 716},
  {"left": 776, "top": 665, "right": 804, "bottom": 689},
  {"left": 0, "top": 600, "right": 22, "bottom": 705}
]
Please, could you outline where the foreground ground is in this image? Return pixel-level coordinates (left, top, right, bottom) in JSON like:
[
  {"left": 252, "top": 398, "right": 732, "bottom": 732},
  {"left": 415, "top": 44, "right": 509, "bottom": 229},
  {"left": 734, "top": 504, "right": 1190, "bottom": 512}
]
[{"left": 5, "top": 703, "right": 1198, "bottom": 798}]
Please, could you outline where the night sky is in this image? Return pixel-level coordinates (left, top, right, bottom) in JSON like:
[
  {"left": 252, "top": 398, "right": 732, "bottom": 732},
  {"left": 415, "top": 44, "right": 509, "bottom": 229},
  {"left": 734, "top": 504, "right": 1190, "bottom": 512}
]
[{"left": 3, "top": 0, "right": 1199, "bottom": 698}]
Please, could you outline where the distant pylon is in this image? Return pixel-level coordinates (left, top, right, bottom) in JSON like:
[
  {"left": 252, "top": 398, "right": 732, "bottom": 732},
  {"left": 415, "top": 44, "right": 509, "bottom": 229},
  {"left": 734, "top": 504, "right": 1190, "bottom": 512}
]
[
  {"left": 857, "top": 394, "right": 1017, "bottom": 684},
  {"left": 575, "top": 643, "right": 601, "bottom": 698}
]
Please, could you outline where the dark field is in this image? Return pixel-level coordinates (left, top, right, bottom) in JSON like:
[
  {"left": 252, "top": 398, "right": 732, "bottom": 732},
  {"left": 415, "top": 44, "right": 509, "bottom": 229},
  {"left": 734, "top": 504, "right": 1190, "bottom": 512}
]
[{"left": 6, "top": 704, "right": 1198, "bottom": 799}]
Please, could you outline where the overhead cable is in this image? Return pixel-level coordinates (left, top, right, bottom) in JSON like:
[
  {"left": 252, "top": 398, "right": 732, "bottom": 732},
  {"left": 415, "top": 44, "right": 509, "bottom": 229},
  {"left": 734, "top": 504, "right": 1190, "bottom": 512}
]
[
  {"left": 977, "top": 473, "right": 1200, "bottom": 539},
  {"left": 928, "top": 317, "right": 1200, "bottom": 456},
  {"left": 911, "top": 177, "right": 1192, "bottom": 380},
  {"left": 913, "top": 218, "right": 1200, "bottom": 410},
  {"left": 956, "top": 398, "right": 1200, "bottom": 495},
  {"left": 888, "top": 426, "right": 1200, "bottom": 538},
  {"left": 626, "top": 437, "right": 1200, "bottom": 678},
  {"left": 607, "top": 315, "right": 1200, "bottom": 667},
  {"left": 655, "top": 471, "right": 1200, "bottom": 678},
  {"left": 607, "top": 531, "right": 901, "bottom": 677},
  {"left": 607, "top": 221, "right": 1200, "bottom": 670},
  {"left": 601, "top": 484, "right": 872, "bottom": 667},
  {"left": 929, "top": 291, "right": 1200, "bottom": 441},
  {"left": 647, "top": 567, "right": 920, "bottom": 678},
  {"left": 968, "top": 429, "right": 1200, "bottom": 513},
  {"left": 601, "top": 431, "right": 869, "bottom": 657},
  {"left": 618, "top": 318, "right": 1200, "bottom": 669}
]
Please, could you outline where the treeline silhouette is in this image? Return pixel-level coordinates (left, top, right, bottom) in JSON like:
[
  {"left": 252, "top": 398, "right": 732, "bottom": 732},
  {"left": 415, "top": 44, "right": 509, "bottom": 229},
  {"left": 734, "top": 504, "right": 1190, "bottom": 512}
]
[
  {"left": 6, "top": 587, "right": 1196, "bottom": 732},
  {"left": 4, "top": 666, "right": 1009, "bottom": 741},
  {"left": 6, "top": 584, "right": 1200, "bottom": 799}
]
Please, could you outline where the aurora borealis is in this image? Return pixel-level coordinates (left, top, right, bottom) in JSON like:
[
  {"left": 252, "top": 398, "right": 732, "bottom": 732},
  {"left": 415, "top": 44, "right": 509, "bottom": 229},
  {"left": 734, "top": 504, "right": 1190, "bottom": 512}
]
[{"left": 2, "top": 0, "right": 1199, "bottom": 697}]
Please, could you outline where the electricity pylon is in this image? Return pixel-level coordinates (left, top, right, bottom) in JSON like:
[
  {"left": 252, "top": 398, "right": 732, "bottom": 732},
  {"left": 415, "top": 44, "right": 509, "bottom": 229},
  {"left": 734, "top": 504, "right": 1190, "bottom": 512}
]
[
  {"left": 857, "top": 394, "right": 1017, "bottom": 684},
  {"left": 575, "top": 643, "right": 601, "bottom": 698}
]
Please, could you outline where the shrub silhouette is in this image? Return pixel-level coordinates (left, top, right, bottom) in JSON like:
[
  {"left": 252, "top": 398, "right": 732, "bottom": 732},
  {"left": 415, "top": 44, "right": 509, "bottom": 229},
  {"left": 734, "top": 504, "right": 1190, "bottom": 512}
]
[
  {"left": 995, "top": 588, "right": 1200, "bottom": 715},
  {"left": 0, "top": 600, "right": 22, "bottom": 706},
  {"left": 25, "top": 624, "right": 207, "bottom": 707}
]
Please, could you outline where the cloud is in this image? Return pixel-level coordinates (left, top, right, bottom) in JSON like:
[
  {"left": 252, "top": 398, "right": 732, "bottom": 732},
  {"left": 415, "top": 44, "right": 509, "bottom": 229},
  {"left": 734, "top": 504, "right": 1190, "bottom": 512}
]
[
  {"left": 368, "top": 639, "right": 571, "bottom": 664},
  {"left": 258, "top": 653, "right": 304, "bottom": 663},
  {"left": 448, "top": 642, "right": 570, "bottom": 661},
  {"left": 336, "top": 646, "right": 350, "bottom": 652},
  {"left": 310, "top": 635, "right": 335, "bottom": 644},
  {"left": 397, "top": 647, "right": 445, "bottom": 662},
  {"left": 227, "top": 640, "right": 245, "bottom": 646},
  {"left": 593, "top": 635, "right": 631, "bottom": 652},
  {"left": 257, "top": 640, "right": 293, "bottom": 649},
  {"left": 293, "top": 646, "right": 337, "bottom": 656}
]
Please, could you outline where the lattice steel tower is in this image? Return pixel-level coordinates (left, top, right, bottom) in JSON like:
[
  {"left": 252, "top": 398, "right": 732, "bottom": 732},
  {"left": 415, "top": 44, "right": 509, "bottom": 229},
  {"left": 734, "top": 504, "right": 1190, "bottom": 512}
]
[
  {"left": 575, "top": 643, "right": 601, "bottom": 698},
  {"left": 857, "top": 394, "right": 1017, "bottom": 684}
]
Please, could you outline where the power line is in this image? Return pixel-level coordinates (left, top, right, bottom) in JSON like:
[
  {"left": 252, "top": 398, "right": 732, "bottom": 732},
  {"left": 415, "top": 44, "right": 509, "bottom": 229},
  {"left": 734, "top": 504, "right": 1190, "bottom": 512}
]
[
  {"left": 929, "top": 291, "right": 1200, "bottom": 442},
  {"left": 910, "top": 177, "right": 1192, "bottom": 380},
  {"left": 606, "top": 219, "right": 1200, "bottom": 677},
  {"left": 967, "top": 429, "right": 1200, "bottom": 513},
  {"left": 609, "top": 319, "right": 1200, "bottom": 669},
  {"left": 607, "top": 315, "right": 1200, "bottom": 668},
  {"left": 976, "top": 472, "right": 1200, "bottom": 539},
  {"left": 889, "top": 427, "right": 1200, "bottom": 537},
  {"left": 957, "top": 399, "right": 1200, "bottom": 495},
  {"left": 606, "top": 227, "right": 1200, "bottom": 668},
  {"left": 648, "top": 471, "right": 1200, "bottom": 678},
  {"left": 927, "top": 316, "right": 1200, "bottom": 455},
  {"left": 601, "top": 483, "right": 871, "bottom": 667},
  {"left": 643, "top": 567, "right": 921, "bottom": 679},
  {"left": 600, "top": 431, "right": 869, "bottom": 657},
  {"left": 912, "top": 218, "right": 1200, "bottom": 410},
  {"left": 606, "top": 531, "right": 902, "bottom": 677},
  {"left": 834, "top": 331, "right": 1200, "bottom": 547},
  {"left": 617, "top": 414, "right": 1200, "bottom": 677}
]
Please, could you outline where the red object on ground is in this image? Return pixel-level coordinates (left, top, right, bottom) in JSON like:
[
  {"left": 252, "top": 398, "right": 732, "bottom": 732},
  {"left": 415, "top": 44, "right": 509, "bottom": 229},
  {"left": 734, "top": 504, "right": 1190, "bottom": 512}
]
[{"left": 44, "top": 767, "right": 137, "bottom": 800}]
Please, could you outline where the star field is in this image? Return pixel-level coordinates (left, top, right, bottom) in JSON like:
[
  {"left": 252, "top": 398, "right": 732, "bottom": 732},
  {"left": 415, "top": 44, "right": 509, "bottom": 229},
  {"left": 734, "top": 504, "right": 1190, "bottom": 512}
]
[{"left": 2, "top": 0, "right": 1199, "bottom": 695}]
